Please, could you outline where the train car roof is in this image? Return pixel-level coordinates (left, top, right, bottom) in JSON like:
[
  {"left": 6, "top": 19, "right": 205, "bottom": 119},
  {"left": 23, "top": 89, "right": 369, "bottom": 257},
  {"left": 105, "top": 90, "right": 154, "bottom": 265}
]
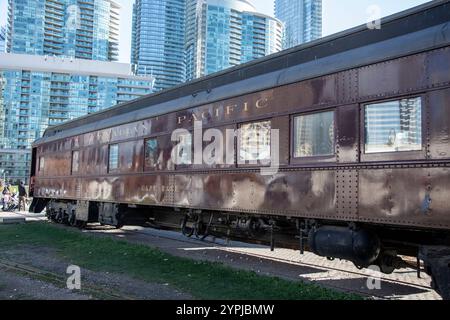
[{"left": 36, "top": 0, "right": 450, "bottom": 145}]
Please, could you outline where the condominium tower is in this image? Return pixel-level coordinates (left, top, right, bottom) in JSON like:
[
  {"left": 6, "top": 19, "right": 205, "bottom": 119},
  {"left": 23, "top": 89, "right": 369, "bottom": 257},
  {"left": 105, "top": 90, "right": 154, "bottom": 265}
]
[
  {"left": 185, "top": 0, "right": 283, "bottom": 81},
  {"left": 0, "top": 53, "right": 154, "bottom": 183},
  {"left": 6, "top": 0, "right": 120, "bottom": 61},
  {"left": 0, "top": 26, "right": 6, "bottom": 52},
  {"left": 275, "top": 0, "right": 322, "bottom": 49},
  {"left": 0, "top": 0, "right": 154, "bottom": 183},
  {"left": 131, "top": 0, "right": 186, "bottom": 91}
]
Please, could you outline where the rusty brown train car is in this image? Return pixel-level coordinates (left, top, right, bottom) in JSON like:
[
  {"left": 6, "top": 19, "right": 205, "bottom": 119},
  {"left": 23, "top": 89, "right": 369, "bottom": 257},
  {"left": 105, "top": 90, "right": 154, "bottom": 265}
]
[{"left": 30, "top": 1, "right": 450, "bottom": 298}]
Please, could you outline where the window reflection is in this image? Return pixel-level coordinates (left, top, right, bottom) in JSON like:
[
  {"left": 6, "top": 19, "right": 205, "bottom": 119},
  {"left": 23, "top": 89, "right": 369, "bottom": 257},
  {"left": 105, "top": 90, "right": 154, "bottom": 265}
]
[
  {"left": 71, "top": 150, "right": 79, "bottom": 174},
  {"left": 108, "top": 144, "right": 119, "bottom": 171},
  {"left": 294, "top": 111, "right": 335, "bottom": 158},
  {"left": 365, "top": 97, "right": 422, "bottom": 153},
  {"left": 39, "top": 157, "right": 45, "bottom": 172},
  {"left": 239, "top": 121, "right": 271, "bottom": 162},
  {"left": 145, "top": 138, "right": 158, "bottom": 168}
]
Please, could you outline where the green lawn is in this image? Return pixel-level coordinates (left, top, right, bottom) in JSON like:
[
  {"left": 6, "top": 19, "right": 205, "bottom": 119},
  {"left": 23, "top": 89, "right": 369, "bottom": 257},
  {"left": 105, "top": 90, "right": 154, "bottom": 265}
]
[{"left": 0, "top": 222, "right": 362, "bottom": 300}]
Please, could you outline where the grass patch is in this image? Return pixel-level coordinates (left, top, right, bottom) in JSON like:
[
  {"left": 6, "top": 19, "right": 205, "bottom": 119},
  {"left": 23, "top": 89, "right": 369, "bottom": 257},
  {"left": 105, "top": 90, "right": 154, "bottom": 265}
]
[{"left": 0, "top": 222, "right": 362, "bottom": 300}]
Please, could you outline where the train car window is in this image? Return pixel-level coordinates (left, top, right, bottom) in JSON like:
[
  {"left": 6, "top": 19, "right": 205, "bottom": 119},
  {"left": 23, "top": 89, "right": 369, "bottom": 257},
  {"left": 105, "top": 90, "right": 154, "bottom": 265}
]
[
  {"left": 174, "top": 132, "right": 192, "bottom": 165},
  {"left": 144, "top": 138, "right": 158, "bottom": 168},
  {"left": 238, "top": 120, "right": 271, "bottom": 162},
  {"left": 71, "top": 150, "right": 79, "bottom": 174},
  {"left": 293, "top": 111, "right": 335, "bottom": 158},
  {"left": 364, "top": 97, "right": 422, "bottom": 154},
  {"left": 108, "top": 144, "right": 119, "bottom": 171},
  {"left": 39, "top": 157, "right": 45, "bottom": 172}
]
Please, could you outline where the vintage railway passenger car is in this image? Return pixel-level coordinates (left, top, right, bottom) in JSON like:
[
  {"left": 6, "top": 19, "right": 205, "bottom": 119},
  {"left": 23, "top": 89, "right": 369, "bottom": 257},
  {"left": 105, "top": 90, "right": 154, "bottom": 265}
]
[{"left": 30, "top": 1, "right": 450, "bottom": 298}]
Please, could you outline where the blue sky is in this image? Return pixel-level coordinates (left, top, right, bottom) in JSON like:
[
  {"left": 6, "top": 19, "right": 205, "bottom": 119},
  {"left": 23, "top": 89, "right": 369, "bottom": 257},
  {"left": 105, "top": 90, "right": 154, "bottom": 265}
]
[{"left": 0, "top": 0, "right": 431, "bottom": 63}]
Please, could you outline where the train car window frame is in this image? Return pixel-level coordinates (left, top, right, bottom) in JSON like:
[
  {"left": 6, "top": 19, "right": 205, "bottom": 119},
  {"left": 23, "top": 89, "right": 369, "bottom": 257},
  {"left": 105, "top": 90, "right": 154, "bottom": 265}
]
[
  {"left": 237, "top": 119, "right": 272, "bottom": 166},
  {"left": 108, "top": 144, "right": 119, "bottom": 173},
  {"left": 71, "top": 150, "right": 80, "bottom": 175},
  {"left": 360, "top": 95, "right": 426, "bottom": 162},
  {"left": 290, "top": 110, "right": 337, "bottom": 164}
]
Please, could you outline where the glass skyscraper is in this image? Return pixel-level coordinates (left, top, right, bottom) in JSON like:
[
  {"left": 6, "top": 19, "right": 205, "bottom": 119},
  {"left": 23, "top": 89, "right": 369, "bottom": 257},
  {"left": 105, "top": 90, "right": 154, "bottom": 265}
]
[
  {"left": 0, "top": 0, "right": 154, "bottom": 183},
  {"left": 0, "top": 53, "right": 154, "bottom": 183},
  {"left": 6, "top": 0, "right": 120, "bottom": 61},
  {"left": 185, "top": 0, "right": 283, "bottom": 81},
  {"left": 131, "top": 0, "right": 186, "bottom": 91},
  {"left": 0, "top": 26, "right": 6, "bottom": 52},
  {"left": 275, "top": 0, "right": 322, "bottom": 49}
]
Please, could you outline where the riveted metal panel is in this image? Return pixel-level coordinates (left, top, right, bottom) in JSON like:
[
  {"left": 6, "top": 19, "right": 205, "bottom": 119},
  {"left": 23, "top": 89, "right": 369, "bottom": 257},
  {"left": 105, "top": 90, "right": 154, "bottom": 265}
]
[
  {"left": 427, "top": 46, "right": 450, "bottom": 88},
  {"left": 230, "top": 173, "right": 261, "bottom": 211},
  {"left": 189, "top": 175, "right": 205, "bottom": 207},
  {"left": 428, "top": 88, "right": 450, "bottom": 159},
  {"left": 173, "top": 175, "right": 191, "bottom": 207},
  {"left": 336, "top": 70, "right": 358, "bottom": 104},
  {"left": 258, "top": 170, "right": 336, "bottom": 218},
  {"left": 336, "top": 105, "right": 359, "bottom": 163},
  {"left": 358, "top": 53, "right": 428, "bottom": 99},
  {"left": 120, "top": 175, "right": 170, "bottom": 205},
  {"left": 201, "top": 174, "right": 234, "bottom": 208},
  {"left": 359, "top": 167, "right": 450, "bottom": 229},
  {"left": 336, "top": 169, "right": 359, "bottom": 218},
  {"left": 79, "top": 177, "right": 115, "bottom": 202},
  {"left": 75, "top": 178, "right": 81, "bottom": 199}
]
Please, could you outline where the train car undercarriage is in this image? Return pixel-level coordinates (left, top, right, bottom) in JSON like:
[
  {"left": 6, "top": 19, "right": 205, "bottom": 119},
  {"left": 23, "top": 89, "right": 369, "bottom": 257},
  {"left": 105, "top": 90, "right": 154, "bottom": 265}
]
[{"left": 37, "top": 198, "right": 450, "bottom": 300}]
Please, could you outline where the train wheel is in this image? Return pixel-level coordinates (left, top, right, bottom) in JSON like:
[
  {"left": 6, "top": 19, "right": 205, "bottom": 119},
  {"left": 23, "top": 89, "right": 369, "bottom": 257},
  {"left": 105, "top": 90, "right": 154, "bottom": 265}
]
[
  {"left": 194, "top": 220, "right": 204, "bottom": 239},
  {"left": 115, "top": 212, "right": 125, "bottom": 229},
  {"left": 63, "top": 211, "right": 70, "bottom": 225},
  {"left": 181, "top": 215, "right": 194, "bottom": 238},
  {"left": 56, "top": 210, "right": 64, "bottom": 224}
]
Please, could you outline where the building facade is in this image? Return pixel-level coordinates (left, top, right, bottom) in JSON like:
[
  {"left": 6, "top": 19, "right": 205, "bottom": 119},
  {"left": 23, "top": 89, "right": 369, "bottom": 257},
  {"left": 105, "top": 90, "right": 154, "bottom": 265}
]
[
  {"left": 131, "top": 0, "right": 186, "bottom": 91},
  {"left": 0, "top": 53, "right": 154, "bottom": 183},
  {"left": 275, "top": 0, "right": 322, "bottom": 49},
  {"left": 0, "top": 26, "right": 6, "bottom": 53},
  {"left": 6, "top": 0, "right": 120, "bottom": 61},
  {"left": 185, "top": 0, "right": 283, "bottom": 81}
]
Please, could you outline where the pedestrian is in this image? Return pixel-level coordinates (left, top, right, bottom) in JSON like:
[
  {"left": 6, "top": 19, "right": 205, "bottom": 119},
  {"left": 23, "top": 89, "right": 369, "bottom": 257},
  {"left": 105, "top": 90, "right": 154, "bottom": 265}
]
[
  {"left": 18, "top": 181, "right": 28, "bottom": 212},
  {"left": 2, "top": 183, "right": 11, "bottom": 211}
]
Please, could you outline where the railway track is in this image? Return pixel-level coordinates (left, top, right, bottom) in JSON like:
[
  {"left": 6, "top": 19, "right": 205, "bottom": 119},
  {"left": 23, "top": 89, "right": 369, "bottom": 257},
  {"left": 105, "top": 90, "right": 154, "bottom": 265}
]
[
  {"left": 0, "top": 258, "right": 135, "bottom": 300},
  {"left": 35, "top": 220, "right": 438, "bottom": 299},
  {"left": 77, "top": 224, "right": 438, "bottom": 300}
]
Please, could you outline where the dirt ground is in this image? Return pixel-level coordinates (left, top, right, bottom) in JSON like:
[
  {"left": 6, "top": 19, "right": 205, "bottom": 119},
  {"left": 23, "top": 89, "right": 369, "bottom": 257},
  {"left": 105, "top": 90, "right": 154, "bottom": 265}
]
[
  {"left": 0, "top": 246, "right": 192, "bottom": 300},
  {"left": 0, "top": 222, "right": 440, "bottom": 300}
]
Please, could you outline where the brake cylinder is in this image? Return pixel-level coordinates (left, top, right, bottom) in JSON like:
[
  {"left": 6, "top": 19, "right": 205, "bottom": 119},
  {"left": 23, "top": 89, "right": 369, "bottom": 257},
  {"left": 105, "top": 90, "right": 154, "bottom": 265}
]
[{"left": 308, "top": 226, "right": 381, "bottom": 267}]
